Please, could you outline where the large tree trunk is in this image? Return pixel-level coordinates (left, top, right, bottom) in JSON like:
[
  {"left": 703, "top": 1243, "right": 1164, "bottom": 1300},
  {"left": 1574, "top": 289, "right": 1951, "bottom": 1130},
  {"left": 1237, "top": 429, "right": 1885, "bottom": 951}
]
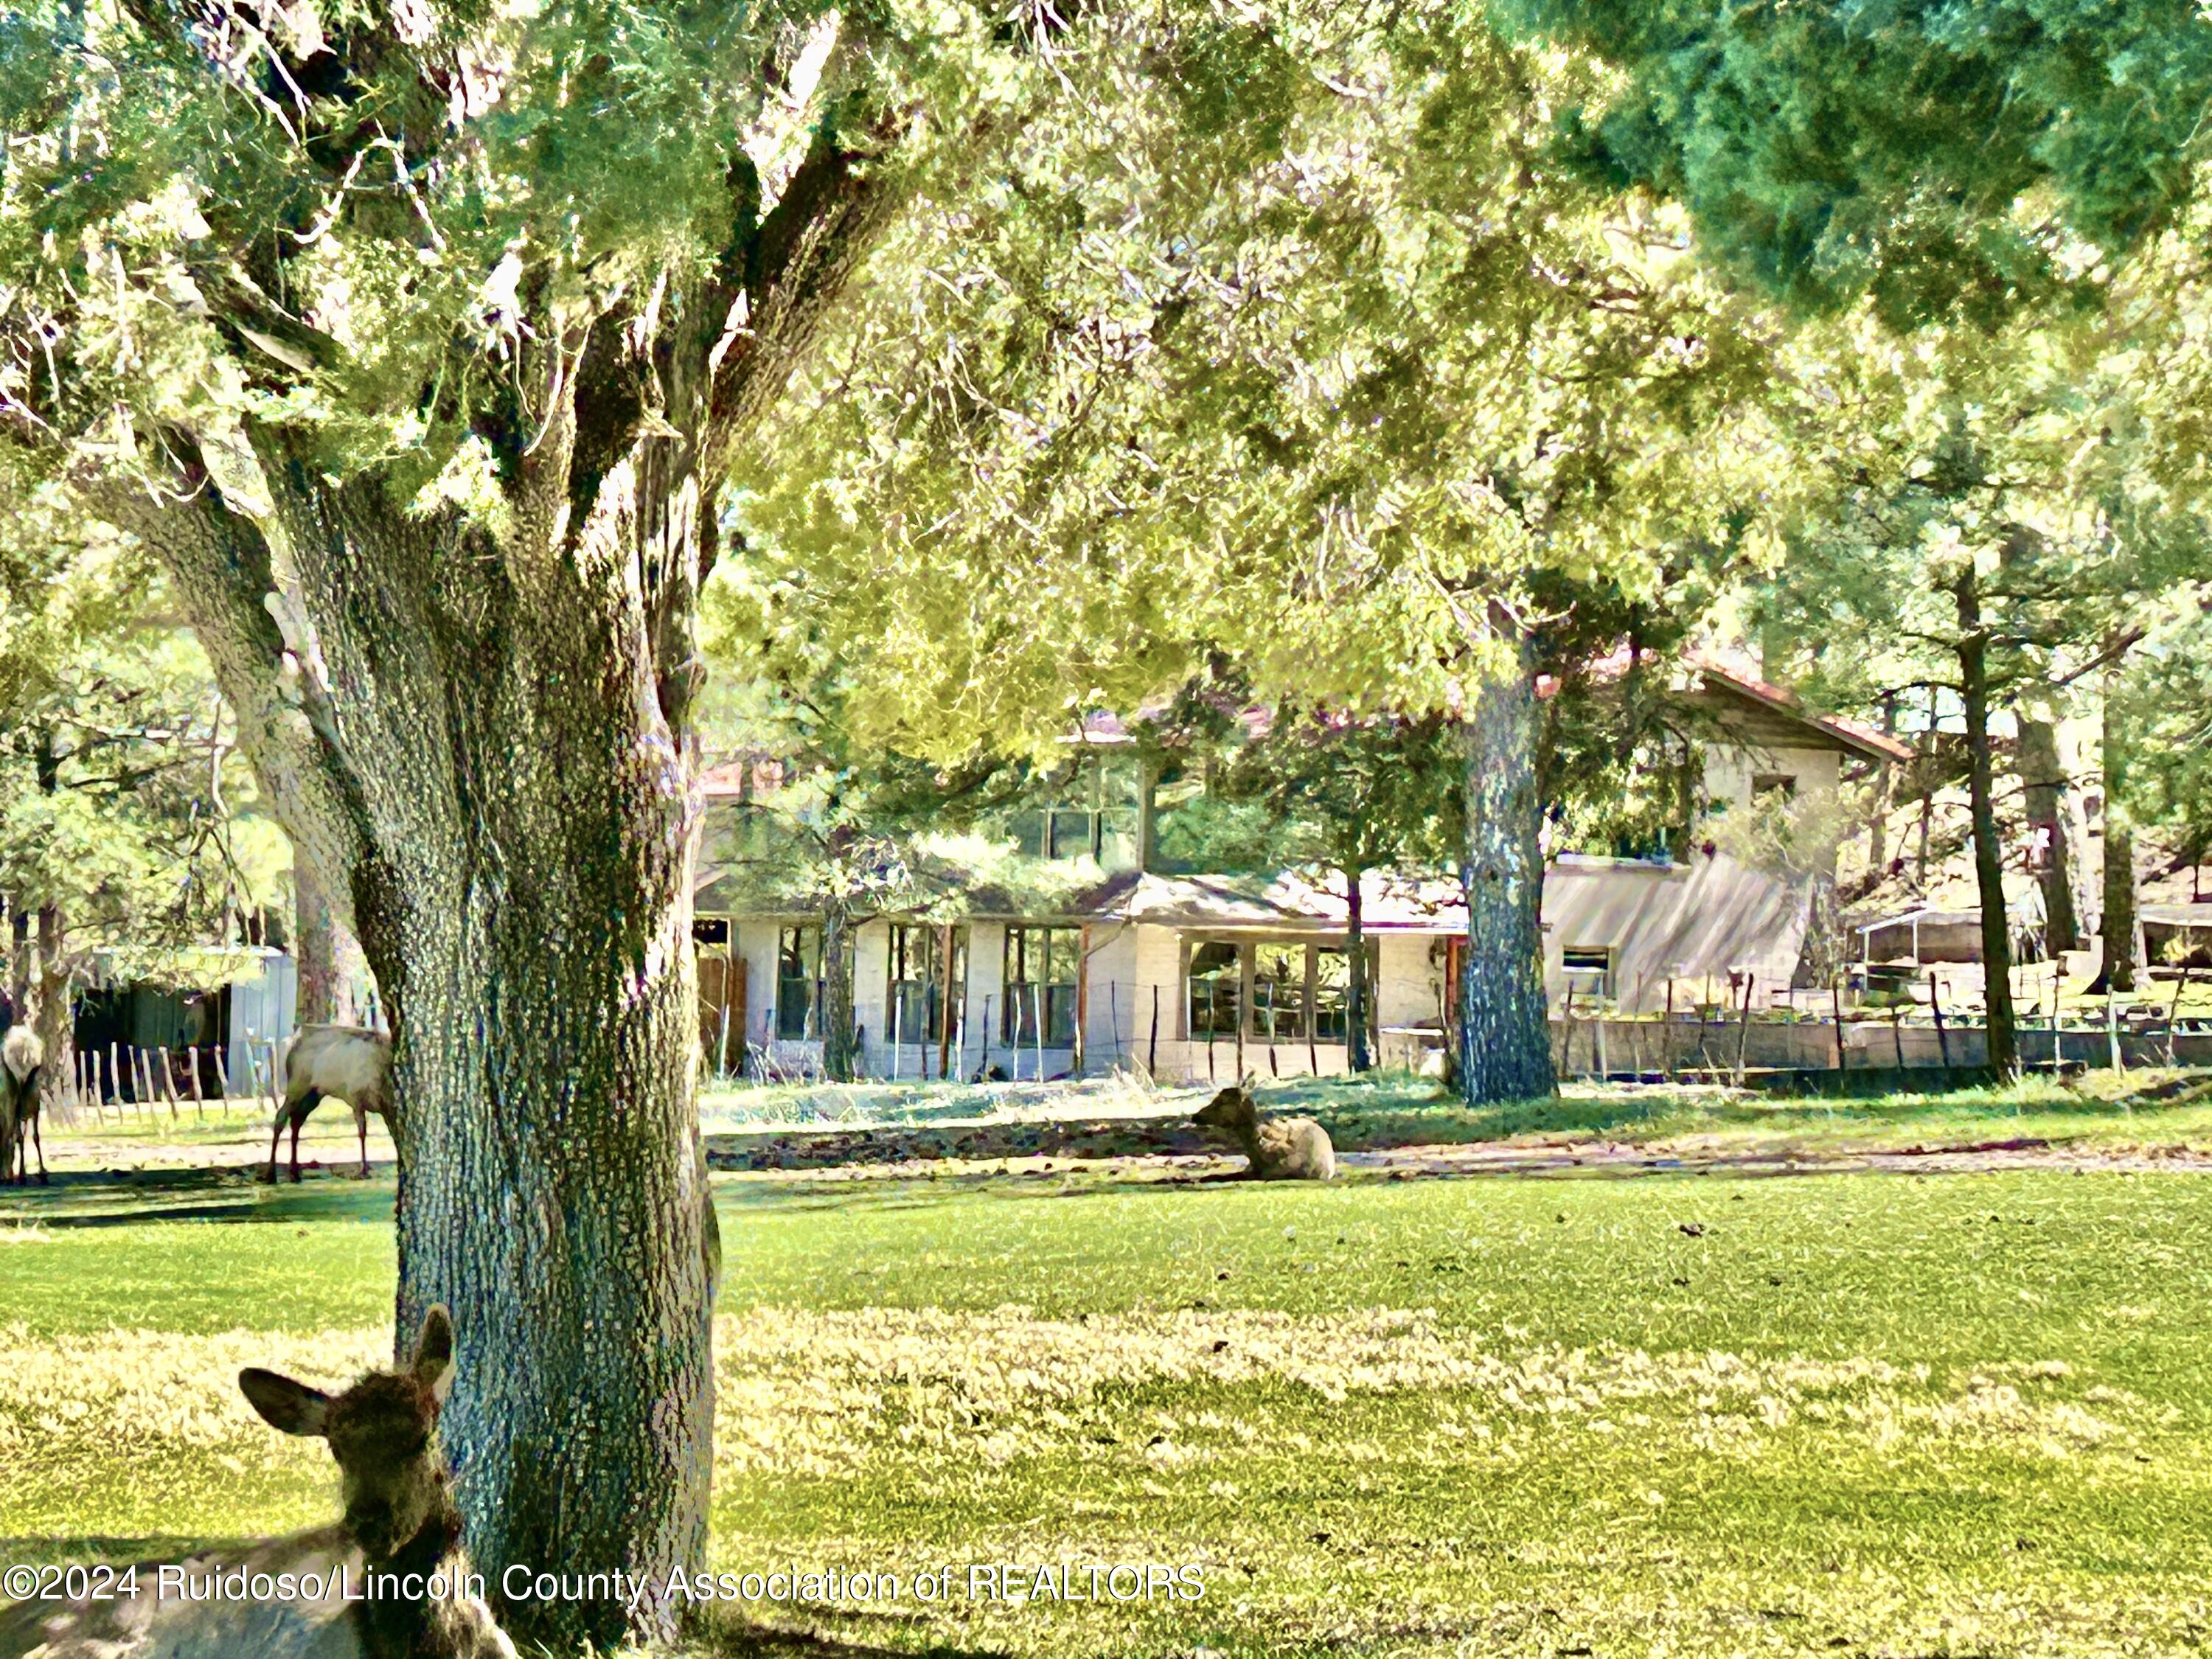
[
  {"left": 150, "top": 436, "right": 721, "bottom": 1653},
  {"left": 819, "top": 899, "right": 860, "bottom": 1082},
  {"left": 293, "top": 851, "right": 357, "bottom": 1026},
  {"left": 1344, "top": 866, "right": 1371, "bottom": 1073},
  {"left": 2096, "top": 684, "right": 2144, "bottom": 995},
  {"left": 1458, "top": 650, "right": 1556, "bottom": 1105},
  {"left": 33, "top": 901, "right": 72, "bottom": 1127},
  {"left": 2017, "top": 716, "right": 2084, "bottom": 958},
  {"left": 1954, "top": 577, "right": 2018, "bottom": 1074},
  {"left": 7, "top": 905, "right": 27, "bottom": 1027},
  {"left": 10, "top": 18, "right": 918, "bottom": 1638}
]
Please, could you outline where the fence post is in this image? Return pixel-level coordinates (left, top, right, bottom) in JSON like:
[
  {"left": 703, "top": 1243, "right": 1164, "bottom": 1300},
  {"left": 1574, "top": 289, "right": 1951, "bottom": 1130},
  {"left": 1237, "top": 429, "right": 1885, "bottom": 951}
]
[
  {"left": 1733, "top": 970, "right": 1755, "bottom": 1085},
  {"left": 1149, "top": 985, "right": 1160, "bottom": 1079},
  {"left": 1928, "top": 970, "right": 1951, "bottom": 1068}
]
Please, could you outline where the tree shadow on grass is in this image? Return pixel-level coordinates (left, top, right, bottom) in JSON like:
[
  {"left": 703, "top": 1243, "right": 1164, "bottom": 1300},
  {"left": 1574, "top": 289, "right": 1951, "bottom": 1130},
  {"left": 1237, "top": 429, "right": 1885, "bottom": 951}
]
[
  {"left": 0, "top": 1164, "right": 394, "bottom": 1229},
  {"left": 684, "top": 1604, "right": 1008, "bottom": 1659}
]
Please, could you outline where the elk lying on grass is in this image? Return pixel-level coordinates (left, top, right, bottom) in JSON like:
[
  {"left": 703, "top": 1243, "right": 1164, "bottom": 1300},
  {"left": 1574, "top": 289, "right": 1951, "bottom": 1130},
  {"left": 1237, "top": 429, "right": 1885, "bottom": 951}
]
[
  {"left": 0, "top": 1307, "right": 515, "bottom": 1659},
  {"left": 1192, "top": 1083, "right": 1336, "bottom": 1180},
  {"left": 1, "top": 1023, "right": 44, "bottom": 1186},
  {"left": 266, "top": 1024, "right": 392, "bottom": 1183}
]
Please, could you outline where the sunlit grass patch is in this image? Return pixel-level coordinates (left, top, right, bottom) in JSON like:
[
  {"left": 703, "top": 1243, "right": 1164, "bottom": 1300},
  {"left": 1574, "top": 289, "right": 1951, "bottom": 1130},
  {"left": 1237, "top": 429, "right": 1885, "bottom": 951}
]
[{"left": 5, "top": 1158, "right": 2212, "bottom": 1655}]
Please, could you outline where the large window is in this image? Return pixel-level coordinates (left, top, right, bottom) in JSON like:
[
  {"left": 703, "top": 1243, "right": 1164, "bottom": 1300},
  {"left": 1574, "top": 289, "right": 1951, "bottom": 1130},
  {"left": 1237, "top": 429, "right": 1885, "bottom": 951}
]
[
  {"left": 1186, "top": 940, "right": 1242, "bottom": 1037},
  {"left": 774, "top": 925, "right": 820, "bottom": 1040},
  {"left": 1251, "top": 942, "right": 1307, "bottom": 1041},
  {"left": 888, "top": 923, "right": 968, "bottom": 1045},
  {"left": 1186, "top": 939, "right": 1378, "bottom": 1043},
  {"left": 1313, "top": 946, "right": 1357, "bottom": 1043},
  {"left": 1003, "top": 925, "right": 1079, "bottom": 1045}
]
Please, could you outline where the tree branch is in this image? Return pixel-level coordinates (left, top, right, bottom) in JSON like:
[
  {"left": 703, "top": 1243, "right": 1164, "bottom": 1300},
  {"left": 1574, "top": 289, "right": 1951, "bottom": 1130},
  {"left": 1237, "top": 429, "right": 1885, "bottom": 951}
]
[{"left": 92, "top": 438, "right": 371, "bottom": 936}]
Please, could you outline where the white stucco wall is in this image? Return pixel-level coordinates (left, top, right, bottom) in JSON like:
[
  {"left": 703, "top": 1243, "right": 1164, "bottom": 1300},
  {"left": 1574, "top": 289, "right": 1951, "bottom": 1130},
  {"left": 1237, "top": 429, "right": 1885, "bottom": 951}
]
[{"left": 1702, "top": 741, "right": 1843, "bottom": 810}]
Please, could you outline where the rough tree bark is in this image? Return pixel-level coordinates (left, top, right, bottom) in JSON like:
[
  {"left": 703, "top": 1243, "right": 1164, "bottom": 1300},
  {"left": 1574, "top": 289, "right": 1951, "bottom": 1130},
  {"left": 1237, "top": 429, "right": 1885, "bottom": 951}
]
[
  {"left": 1458, "top": 642, "right": 1556, "bottom": 1105},
  {"left": 293, "top": 852, "right": 357, "bottom": 1026},
  {"left": 819, "top": 898, "right": 860, "bottom": 1082},
  {"left": 2017, "top": 716, "right": 2084, "bottom": 958},
  {"left": 7, "top": 905, "right": 27, "bottom": 1024},
  {"left": 32, "top": 902, "right": 72, "bottom": 1130},
  {"left": 1344, "top": 866, "right": 1371, "bottom": 1073},
  {"left": 1953, "top": 573, "right": 2019, "bottom": 1074},
  {"left": 2096, "top": 684, "right": 2144, "bottom": 994},
  {"left": 79, "top": 91, "right": 908, "bottom": 1652}
]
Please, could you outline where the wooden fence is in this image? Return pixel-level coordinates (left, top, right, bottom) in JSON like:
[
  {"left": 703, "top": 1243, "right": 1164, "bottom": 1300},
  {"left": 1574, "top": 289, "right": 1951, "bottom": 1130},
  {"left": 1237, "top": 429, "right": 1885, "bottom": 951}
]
[{"left": 54, "top": 1040, "right": 286, "bottom": 1128}]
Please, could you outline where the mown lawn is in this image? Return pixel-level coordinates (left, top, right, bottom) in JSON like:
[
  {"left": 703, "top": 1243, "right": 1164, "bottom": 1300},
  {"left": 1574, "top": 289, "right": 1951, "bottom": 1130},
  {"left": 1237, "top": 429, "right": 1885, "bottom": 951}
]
[{"left": 3, "top": 1082, "right": 2211, "bottom": 1657}]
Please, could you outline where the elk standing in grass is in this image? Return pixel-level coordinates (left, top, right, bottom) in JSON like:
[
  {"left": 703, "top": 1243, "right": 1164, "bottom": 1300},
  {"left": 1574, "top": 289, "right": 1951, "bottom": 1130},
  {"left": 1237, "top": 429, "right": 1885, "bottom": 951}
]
[
  {"left": 0, "top": 1307, "right": 515, "bottom": 1658},
  {"left": 1, "top": 1023, "right": 44, "bottom": 1186},
  {"left": 266, "top": 1024, "right": 392, "bottom": 1183},
  {"left": 1193, "top": 1082, "right": 1337, "bottom": 1180}
]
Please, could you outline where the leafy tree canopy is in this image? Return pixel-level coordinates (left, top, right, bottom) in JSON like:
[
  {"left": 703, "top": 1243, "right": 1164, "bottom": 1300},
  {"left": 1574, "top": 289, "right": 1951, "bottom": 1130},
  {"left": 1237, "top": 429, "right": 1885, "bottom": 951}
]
[
  {"left": 1510, "top": 0, "right": 2212, "bottom": 326},
  {"left": 721, "top": 7, "right": 1789, "bottom": 760}
]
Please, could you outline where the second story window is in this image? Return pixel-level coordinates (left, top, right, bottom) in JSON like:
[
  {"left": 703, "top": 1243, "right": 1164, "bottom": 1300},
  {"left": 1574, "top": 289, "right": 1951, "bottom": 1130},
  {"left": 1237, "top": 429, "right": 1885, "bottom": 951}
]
[{"left": 1008, "top": 756, "right": 1142, "bottom": 866}]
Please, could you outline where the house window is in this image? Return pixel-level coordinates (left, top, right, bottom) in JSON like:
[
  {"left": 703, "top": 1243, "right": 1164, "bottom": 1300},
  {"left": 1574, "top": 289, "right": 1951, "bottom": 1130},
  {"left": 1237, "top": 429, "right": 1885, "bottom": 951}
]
[
  {"left": 692, "top": 917, "right": 730, "bottom": 945},
  {"left": 1251, "top": 942, "right": 1307, "bottom": 1041},
  {"left": 1312, "top": 945, "right": 1373, "bottom": 1043},
  {"left": 1004, "top": 925, "right": 1079, "bottom": 1045},
  {"left": 888, "top": 923, "right": 967, "bottom": 1044},
  {"left": 1048, "top": 808, "right": 1099, "bottom": 860},
  {"left": 1009, "top": 757, "right": 1142, "bottom": 866},
  {"left": 1561, "top": 946, "right": 1613, "bottom": 1002},
  {"left": 1187, "top": 940, "right": 1242, "bottom": 1037},
  {"left": 774, "top": 925, "right": 820, "bottom": 1040},
  {"left": 1751, "top": 773, "right": 1798, "bottom": 800},
  {"left": 1186, "top": 939, "right": 1378, "bottom": 1042}
]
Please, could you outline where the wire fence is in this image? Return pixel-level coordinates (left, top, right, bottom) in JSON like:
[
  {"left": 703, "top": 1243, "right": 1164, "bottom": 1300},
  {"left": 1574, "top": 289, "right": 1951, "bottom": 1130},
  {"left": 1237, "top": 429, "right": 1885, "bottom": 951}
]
[{"left": 706, "top": 976, "right": 1436, "bottom": 1088}]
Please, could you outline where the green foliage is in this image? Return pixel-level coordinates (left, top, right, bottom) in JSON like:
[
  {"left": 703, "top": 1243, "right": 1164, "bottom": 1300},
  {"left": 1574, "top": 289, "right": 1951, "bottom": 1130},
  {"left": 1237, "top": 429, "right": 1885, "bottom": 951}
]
[
  {"left": 724, "top": 5, "right": 1787, "bottom": 760},
  {"left": 1209, "top": 704, "right": 1460, "bottom": 877},
  {"left": 1514, "top": 0, "right": 2212, "bottom": 326},
  {"left": 1754, "top": 305, "right": 2200, "bottom": 721},
  {"left": 0, "top": 491, "right": 279, "bottom": 975}
]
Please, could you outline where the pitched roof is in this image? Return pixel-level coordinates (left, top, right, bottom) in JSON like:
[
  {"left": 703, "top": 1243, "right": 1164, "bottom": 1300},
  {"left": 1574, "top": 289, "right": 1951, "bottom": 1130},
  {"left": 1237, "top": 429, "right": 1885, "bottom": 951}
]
[
  {"left": 1093, "top": 870, "right": 1467, "bottom": 932},
  {"left": 1683, "top": 663, "right": 1915, "bottom": 765}
]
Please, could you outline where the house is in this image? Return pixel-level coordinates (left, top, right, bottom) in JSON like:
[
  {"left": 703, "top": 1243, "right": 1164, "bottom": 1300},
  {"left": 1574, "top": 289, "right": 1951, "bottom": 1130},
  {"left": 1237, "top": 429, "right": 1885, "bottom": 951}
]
[
  {"left": 692, "top": 664, "right": 1909, "bottom": 1080},
  {"left": 1541, "top": 665, "right": 1913, "bottom": 1014}
]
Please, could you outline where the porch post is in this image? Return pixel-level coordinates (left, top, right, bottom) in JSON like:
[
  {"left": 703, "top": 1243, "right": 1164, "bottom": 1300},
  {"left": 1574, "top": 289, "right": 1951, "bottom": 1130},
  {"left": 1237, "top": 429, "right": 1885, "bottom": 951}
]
[{"left": 1074, "top": 923, "right": 1091, "bottom": 1077}]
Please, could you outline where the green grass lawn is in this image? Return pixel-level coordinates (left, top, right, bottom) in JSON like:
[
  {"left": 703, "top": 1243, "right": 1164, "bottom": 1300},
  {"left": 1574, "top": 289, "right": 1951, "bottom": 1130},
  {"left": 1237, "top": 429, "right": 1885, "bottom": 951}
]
[{"left": 4, "top": 1083, "right": 2212, "bottom": 1657}]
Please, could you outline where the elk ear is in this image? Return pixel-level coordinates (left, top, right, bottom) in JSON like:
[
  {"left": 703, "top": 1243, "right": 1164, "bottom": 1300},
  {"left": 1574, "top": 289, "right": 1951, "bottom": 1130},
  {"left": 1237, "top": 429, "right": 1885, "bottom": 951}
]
[
  {"left": 411, "top": 1305, "right": 454, "bottom": 1404},
  {"left": 240, "top": 1368, "right": 331, "bottom": 1436}
]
